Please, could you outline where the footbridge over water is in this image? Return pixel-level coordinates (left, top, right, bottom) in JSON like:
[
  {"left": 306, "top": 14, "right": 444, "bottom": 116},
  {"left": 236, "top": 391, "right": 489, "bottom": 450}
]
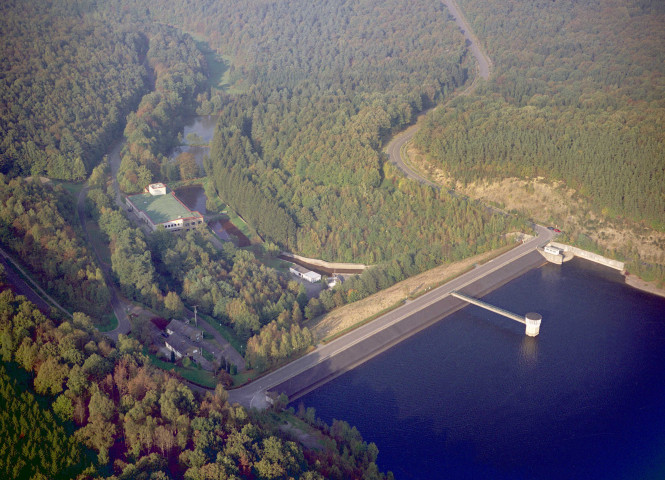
[{"left": 450, "top": 291, "right": 541, "bottom": 336}]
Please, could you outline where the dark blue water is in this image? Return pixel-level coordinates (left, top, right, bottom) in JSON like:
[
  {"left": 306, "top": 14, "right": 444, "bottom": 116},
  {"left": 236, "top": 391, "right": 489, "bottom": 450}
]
[{"left": 299, "top": 258, "right": 665, "bottom": 479}]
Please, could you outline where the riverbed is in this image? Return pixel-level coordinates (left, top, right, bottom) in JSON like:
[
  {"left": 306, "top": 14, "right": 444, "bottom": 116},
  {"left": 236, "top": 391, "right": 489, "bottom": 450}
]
[{"left": 300, "top": 258, "right": 665, "bottom": 479}]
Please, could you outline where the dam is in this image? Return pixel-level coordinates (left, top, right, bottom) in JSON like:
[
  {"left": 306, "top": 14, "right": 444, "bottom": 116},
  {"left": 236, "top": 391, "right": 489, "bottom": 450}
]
[{"left": 227, "top": 231, "right": 551, "bottom": 408}]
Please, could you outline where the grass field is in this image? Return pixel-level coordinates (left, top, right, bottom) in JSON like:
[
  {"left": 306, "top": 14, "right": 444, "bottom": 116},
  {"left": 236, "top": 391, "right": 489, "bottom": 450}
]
[
  {"left": 50, "top": 179, "right": 84, "bottom": 197},
  {"left": 147, "top": 351, "right": 218, "bottom": 388},
  {"left": 96, "top": 313, "right": 118, "bottom": 332},
  {"left": 226, "top": 208, "right": 260, "bottom": 245},
  {"left": 198, "top": 313, "right": 246, "bottom": 355},
  {"left": 85, "top": 220, "right": 112, "bottom": 265},
  {"left": 193, "top": 39, "right": 243, "bottom": 95}
]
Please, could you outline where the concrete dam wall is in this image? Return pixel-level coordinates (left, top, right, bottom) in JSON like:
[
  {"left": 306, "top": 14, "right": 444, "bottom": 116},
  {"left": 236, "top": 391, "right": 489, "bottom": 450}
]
[
  {"left": 549, "top": 242, "right": 625, "bottom": 271},
  {"left": 270, "top": 250, "right": 547, "bottom": 402}
]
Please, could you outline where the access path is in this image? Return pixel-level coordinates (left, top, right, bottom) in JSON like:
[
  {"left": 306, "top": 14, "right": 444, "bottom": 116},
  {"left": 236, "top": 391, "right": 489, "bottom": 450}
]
[{"left": 77, "top": 183, "right": 132, "bottom": 342}]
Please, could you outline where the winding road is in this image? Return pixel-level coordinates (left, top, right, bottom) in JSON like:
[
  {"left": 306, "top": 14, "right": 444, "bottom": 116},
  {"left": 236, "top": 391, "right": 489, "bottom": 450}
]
[
  {"left": 385, "top": 0, "right": 492, "bottom": 188},
  {"left": 226, "top": 0, "right": 507, "bottom": 409}
]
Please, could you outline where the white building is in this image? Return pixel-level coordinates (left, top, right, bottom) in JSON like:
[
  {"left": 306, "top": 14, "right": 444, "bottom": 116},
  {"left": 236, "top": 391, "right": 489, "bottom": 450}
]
[
  {"left": 544, "top": 245, "right": 563, "bottom": 255},
  {"left": 126, "top": 184, "right": 204, "bottom": 233},
  {"left": 148, "top": 183, "right": 167, "bottom": 196},
  {"left": 290, "top": 265, "right": 322, "bottom": 283}
]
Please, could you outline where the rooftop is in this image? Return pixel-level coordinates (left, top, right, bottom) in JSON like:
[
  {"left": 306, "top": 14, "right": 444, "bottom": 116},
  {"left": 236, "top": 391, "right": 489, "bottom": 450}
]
[
  {"left": 290, "top": 265, "right": 310, "bottom": 275},
  {"left": 166, "top": 319, "right": 201, "bottom": 341},
  {"left": 165, "top": 331, "right": 198, "bottom": 356},
  {"left": 128, "top": 189, "right": 200, "bottom": 225}
]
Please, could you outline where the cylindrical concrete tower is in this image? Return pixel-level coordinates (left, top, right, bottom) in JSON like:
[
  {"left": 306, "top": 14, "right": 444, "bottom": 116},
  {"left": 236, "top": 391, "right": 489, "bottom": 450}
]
[{"left": 525, "top": 312, "right": 542, "bottom": 337}]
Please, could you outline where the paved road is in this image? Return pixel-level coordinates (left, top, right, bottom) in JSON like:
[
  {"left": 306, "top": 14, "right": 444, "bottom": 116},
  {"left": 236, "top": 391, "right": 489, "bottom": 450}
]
[
  {"left": 227, "top": 3, "right": 509, "bottom": 409},
  {"left": 444, "top": 0, "right": 492, "bottom": 81},
  {"left": 228, "top": 225, "right": 554, "bottom": 409},
  {"left": 385, "top": 0, "right": 492, "bottom": 189},
  {"left": 77, "top": 184, "right": 132, "bottom": 342}
]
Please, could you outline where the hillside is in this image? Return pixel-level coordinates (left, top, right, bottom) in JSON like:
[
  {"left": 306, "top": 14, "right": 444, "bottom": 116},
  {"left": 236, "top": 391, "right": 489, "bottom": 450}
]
[
  {"left": 412, "top": 0, "right": 665, "bottom": 284},
  {"left": 129, "top": 0, "right": 518, "bottom": 264}
]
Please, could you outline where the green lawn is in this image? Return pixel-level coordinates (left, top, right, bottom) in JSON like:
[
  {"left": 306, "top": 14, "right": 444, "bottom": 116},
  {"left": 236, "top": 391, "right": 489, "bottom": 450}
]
[
  {"left": 226, "top": 208, "right": 260, "bottom": 246},
  {"left": 198, "top": 313, "right": 246, "bottom": 355},
  {"left": 96, "top": 313, "right": 118, "bottom": 332},
  {"left": 231, "top": 369, "right": 259, "bottom": 386},
  {"left": 259, "top": 255, "right": 292, "bottom": 272},
  {"left": 85, "top": 220, "right": 112, "bottom": 265},
  {"left": 201, "top": 348, "right": 214, "bottom": 362},
  {"left": 147, "top": 352, "right": 218, "bottom": 389},
  {"left": 190, "top": 38, "right": 243, "bottom": 95},
  {"left": 50, "top": 179, "right": 85, "bottom": 197}
]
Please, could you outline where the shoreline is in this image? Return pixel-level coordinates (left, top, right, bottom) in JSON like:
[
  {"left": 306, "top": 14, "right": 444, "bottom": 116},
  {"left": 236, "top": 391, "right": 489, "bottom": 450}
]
[
  {"left": 271, "top": 250, "right": 546, "bottom": 403},
  {"left": 624, "top": 273, "right": 665, "bottom": 299}
]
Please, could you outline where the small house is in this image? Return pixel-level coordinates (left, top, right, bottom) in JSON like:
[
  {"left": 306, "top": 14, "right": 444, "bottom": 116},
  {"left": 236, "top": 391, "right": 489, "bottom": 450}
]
[
  {"left": 166, "top": 319, "right": 202, "bottom": 342},
  {"left": 165, "top": 332, "right": 199, "bottom": 359},
  {"left": 544, "top": 245, "right": 563, "bottom": 256}
]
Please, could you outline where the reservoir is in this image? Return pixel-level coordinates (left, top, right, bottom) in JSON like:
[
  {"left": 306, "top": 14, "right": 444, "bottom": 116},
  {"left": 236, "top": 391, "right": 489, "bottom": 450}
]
[{"left": 299, "top": 258, "right": 665, "bottom": 479}]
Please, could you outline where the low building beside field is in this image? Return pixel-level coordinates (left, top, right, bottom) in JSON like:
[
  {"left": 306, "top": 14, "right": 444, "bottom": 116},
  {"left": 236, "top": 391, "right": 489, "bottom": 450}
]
[
  {"left": 165, "top": 332, "right": 199, "bottom": 359},
  {"left": 289, "top": 265, "right": 322, "bottom": 283}
]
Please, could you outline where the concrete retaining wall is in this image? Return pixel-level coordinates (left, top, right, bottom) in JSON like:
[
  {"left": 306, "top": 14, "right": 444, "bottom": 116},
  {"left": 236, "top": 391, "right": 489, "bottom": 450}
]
[
  {"left": 271, "top": 250, "right": 547, "bottom": 402},
  {"left": 280, "top": 252, "right": 368, "bottom": 274},
  {"left": 539, "top": 249, "right": 563, "bottom": 265},
  {"left": 549, "top": 242, "right": 624, "bottom": 271}
]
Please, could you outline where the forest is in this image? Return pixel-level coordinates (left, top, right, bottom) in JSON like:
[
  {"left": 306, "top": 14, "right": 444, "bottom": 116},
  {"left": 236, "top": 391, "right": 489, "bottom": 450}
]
[
  {"left": 415, "top": 0, "right": 665, "bottom": 229},
  {"left": 5, "top": 0, "right": 663, "bottom": 476},
  {"left": 117, "top": 25, "right": 208, "bottom": 193},
  {"left": 0, "top": 0, "right": 148, "bottom": 179},
  {"left": 0, "top": 288, "right": 393, "bottom": 479},
  {"left": 0, "top": 176, "right": 110, "bottom": 318},
  {"left": 116, "top": 0, "right": 517, "bottom": 265}
]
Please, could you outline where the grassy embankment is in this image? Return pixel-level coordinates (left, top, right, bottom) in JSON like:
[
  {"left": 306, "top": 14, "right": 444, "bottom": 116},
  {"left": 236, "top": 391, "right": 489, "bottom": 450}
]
[
  {"left": 146, "top": 350, "right": 218, "bottom": 388},
  {"left": 310, "top": 243, "right": 517, "bottom": 342}
]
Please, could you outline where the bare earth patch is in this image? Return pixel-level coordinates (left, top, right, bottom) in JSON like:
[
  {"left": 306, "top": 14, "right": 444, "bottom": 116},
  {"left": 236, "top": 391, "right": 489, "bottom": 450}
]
[
  {"left": 625, "top": 274, "right": 665, "bottom": 299},
  {"left": 309, "top": 248, "right": 505, "bottom": 341},
  {"left": 406, "top": 145, "right": 665, "bottom": 265}
]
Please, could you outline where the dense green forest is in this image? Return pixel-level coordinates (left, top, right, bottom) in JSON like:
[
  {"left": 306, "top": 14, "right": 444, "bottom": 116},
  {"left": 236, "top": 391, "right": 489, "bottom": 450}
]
[
  {"left": 415, "top": 0, "right": 665, "bottom": 230},
  {"left": 0, "top": 0, "right": 148, "bottom": 179},
  {"left": 117, "top": 25, "right": 209, "bottom": 193},
  {"left": 115, "top": 0, "right": 517, "bottom": 264},
  {"left": 0, "top": 289, "right": 392, "bottom": 479},
  {"left": 0, "top": 366, "right": 86, "bottom": 479},
  {"left": 0, "top": 176, "right": 110, "bottom": 318},
  {"left": 1, "top": 0, "right": 517, "bottom": 265}
]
